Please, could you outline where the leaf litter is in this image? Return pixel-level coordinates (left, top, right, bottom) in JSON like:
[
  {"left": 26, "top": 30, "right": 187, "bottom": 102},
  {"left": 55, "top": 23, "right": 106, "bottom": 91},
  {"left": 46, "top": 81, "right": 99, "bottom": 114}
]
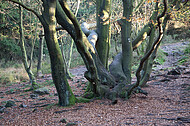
[{"left": 0, "top": 41, "right": 190, "bottom": 125}]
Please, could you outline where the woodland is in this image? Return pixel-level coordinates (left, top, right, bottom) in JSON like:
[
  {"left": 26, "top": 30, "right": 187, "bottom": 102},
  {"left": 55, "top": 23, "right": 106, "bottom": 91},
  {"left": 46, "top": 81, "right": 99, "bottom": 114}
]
[{"left": 0, "top": 0, "right": 190, "bottom": 125}]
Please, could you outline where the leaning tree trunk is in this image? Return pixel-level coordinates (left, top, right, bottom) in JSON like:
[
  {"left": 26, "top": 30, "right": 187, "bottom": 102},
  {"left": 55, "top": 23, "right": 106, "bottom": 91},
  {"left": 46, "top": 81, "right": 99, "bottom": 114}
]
[
  {"left": 96, "top": 0, "right": 112, "bottom": 69},
  {"left": 57, "top": 0, "right": 146, "bottom": 101},
  {"left": 140, "top": 9, "right": 170, "bottom": 87},
  {"left": 140, "top": 2, "right": 158, "bottom": 86},
  {"left": 18, "top": 2, "right": 39, "bottom": 89},
  {"left": 41, "top": 0, "right": 75, "bottom": 106}
]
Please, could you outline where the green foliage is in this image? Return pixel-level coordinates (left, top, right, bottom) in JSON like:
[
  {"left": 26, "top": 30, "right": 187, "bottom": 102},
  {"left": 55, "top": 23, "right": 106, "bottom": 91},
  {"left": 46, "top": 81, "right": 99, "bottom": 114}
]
[
  {"left": 0, "top": 59, "right": 23, "bottom": 68},
  {"left": 32, "top": 59, "right": 51, "bottom": 75},
  {"left": 0, "top": 2, "right": 20, "bottom": 34},
  {"left": 5, "top": 88, "right": 15, "bottom": 94},
  {"left": 82, "top": 91, "right": 95, "bottom": 99},
  {"left": 155, "top": 48, "right": 166, "bottom": 65},
  {"left": 70, "top": 56, "right": 84, "bottom": 68},
  {"left": 178, "top": 56, "right": 189, "bottom": 64},
  {"left": 0, "top": 35, "right": 22, "bottom": 61},
  {"left": 178, "top": 43, "right": 190, "bottom": 65},
  {"left": 76, "top": 0, "right": 96, "bottom": 21},
  {"left": 184, "top": 43, "right": 190, "bottom": 54}
]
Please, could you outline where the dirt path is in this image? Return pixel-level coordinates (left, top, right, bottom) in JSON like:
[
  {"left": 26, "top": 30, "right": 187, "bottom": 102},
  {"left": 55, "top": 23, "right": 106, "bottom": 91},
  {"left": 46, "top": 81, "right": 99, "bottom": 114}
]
[{"left": 0, "top": 41, "right": 190, "bottom": 125}]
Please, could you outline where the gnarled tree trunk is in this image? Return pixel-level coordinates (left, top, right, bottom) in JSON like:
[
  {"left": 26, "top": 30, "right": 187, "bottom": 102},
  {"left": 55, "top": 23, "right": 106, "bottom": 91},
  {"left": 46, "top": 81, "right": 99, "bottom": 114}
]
[{"left": 8, "top": 0, "right": 170, "bottom": 106}]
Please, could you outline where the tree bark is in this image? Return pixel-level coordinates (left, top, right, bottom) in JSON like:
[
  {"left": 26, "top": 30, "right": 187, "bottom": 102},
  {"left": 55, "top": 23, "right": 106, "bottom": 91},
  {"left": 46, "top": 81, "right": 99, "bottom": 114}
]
[
  {"left": 140, "top": 2, "right": 158, "bottom": 86},
  {"left": 128, "top": 0, "right": 167, "bottom": 95},
  {"left": 96, "top": 0, "right": 112, "bottom": 69},
  {"left": 41, "top": 0, "right": 75, "bottom": 106},
  {"left": 121, "top": 0, "right": 133, "bottom": 84}
]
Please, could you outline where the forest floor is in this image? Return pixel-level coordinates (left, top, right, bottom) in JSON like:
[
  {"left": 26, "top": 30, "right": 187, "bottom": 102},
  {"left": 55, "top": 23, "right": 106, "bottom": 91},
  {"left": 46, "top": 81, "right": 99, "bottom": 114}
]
[{"left": 0, "top": 41, "right": 190, "bottom": 126}]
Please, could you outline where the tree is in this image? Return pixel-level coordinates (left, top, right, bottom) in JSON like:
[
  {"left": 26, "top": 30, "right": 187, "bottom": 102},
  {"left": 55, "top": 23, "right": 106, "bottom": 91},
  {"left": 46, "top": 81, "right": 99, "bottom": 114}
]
[
  {"left": 6, "top": 0, "right": 76, "bottom": 106},
  {"left": 18, "top": 1, "right": 39, "bottom": 89},
  {"left": 96, "top": 0, "right": 112, "bottom": 69},
  {"left": 5, "top": 0, "right": 187, "bottom": 106},
  {"left": 36, "top": 27, "right": 44, "bottom": 78}
]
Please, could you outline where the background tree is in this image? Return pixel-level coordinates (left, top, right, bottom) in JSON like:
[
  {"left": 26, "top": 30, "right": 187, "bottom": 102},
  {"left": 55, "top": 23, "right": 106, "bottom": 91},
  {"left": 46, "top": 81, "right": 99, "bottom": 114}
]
[
  {"left": 18, "top": 0, "right": 39, "bottom": 89},
  {"left": 36, "top": 27, "right": 44, "bottom": 78}
]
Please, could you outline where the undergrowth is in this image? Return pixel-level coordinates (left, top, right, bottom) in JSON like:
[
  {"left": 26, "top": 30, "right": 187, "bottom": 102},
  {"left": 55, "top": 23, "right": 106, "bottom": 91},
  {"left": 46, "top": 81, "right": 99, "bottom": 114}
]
[{"left": 178, "top": 42, "right": 190, "bottom": 65}]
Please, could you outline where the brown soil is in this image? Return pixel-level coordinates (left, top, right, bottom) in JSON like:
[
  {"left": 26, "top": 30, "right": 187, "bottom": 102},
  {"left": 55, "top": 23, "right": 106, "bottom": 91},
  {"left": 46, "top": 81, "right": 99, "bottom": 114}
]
[{"left": 0, "top": 42, "right": 190, "bottom": 126}]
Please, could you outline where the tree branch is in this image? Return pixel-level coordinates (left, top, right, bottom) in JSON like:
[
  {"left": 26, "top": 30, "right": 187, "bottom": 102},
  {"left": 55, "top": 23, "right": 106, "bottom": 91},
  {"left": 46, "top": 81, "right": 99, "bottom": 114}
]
[
  {"left": 133, "top": 0, "right": 146, "bottom": 13},
  {"left": 58, "top": 0, "right": 100, "bottom": 93},
  {"left": 6, "top": 0, "right": 42, "bottom": 20},
  {"left": 128, "top": 0, "right": 167, "bottom": 97},
  {"left": 58, "top": 0, "right": 83, "bottom": 39},
  {"left": 132, "top": 24, "right": 151, "bottom": 50},
  {"left": 157, "top": 0, "right": 167, "bottom": 19}
]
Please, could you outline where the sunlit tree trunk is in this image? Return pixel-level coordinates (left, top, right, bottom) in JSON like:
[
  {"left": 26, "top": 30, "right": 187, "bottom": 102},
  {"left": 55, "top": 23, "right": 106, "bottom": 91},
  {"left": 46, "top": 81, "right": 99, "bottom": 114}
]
[
  {"left": 42, "top": 0, "right": 75, "bottom": 106},
  {"left": 96, "top": 0, "right": 112, "bottom": 69}
]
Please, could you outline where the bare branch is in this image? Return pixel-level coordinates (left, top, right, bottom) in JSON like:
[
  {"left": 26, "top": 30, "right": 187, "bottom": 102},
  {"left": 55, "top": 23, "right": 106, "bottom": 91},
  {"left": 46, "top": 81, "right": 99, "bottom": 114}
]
[
  {"left": 133, "top": 0, "right": 146, "bottom": 13},
  {"left": 75, "top": 0, "right": 80, "bottom": 16}
]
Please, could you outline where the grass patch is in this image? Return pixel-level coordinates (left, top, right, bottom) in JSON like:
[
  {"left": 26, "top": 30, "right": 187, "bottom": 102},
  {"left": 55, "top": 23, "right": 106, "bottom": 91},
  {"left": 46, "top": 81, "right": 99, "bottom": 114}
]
[
  {"left": 0, "top": 67, "right": 29, "bottom": 85},
  {"left": 178, "top": 43, "right": 190, "bottom": 65},
  {"left": 184, "top": 43, "right": 190, "bottom": 54},
  {"left": 178, "top": 56, "right": 189, "bottom": 65}
]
